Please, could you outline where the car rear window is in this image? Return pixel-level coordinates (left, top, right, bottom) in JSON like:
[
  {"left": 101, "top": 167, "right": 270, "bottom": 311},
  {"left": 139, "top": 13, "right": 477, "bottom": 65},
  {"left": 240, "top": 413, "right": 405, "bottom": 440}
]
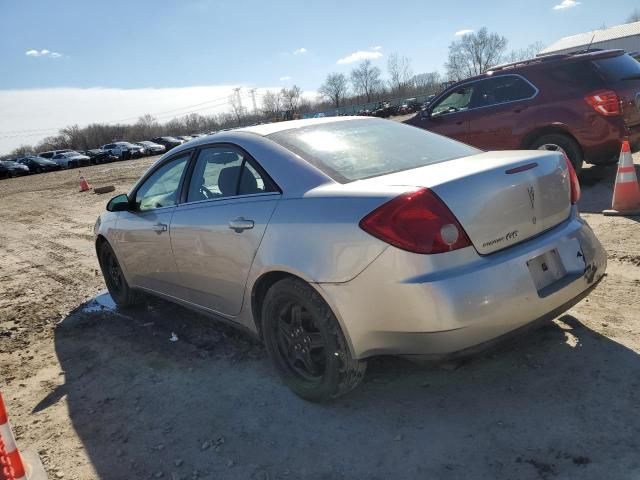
[
  {"left": 268, "top": 119, "right": 480, "bottom": 183},
  {"left": 592, "top": 54, "right": 640, "bottom": 83}
]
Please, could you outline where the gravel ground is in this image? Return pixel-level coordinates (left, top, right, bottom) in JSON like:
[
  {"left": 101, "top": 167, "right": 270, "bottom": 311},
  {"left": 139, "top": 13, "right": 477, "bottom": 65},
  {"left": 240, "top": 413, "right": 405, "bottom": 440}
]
[{"left": 0, "top": 151, "right": 639, "bottom": 480}]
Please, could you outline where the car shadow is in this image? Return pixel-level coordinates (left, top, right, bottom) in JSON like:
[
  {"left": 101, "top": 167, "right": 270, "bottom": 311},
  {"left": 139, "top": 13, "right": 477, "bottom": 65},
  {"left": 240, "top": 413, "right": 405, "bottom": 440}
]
[
  {"left": 579, "top": 163, "right": 640, "bottom": 220},
  {"left": 49, "top": 292, "right": 640, "bottom": 479}
]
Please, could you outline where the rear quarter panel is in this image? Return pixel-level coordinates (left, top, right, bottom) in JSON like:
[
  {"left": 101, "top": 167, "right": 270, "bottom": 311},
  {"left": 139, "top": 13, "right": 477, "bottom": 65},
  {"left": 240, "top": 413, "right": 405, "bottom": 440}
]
[{"left": 249, "top": 195, "right": 392, "bottom": 284}]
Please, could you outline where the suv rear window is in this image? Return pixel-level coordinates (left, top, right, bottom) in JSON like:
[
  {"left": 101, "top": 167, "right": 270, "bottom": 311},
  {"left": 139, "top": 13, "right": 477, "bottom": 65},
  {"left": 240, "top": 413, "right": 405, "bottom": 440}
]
[
  {"left": 593, "top": 54, "right": 640, "bottom": 83},
  {"left": 268, "top": 119, "right": 480, "bottom": 183}
]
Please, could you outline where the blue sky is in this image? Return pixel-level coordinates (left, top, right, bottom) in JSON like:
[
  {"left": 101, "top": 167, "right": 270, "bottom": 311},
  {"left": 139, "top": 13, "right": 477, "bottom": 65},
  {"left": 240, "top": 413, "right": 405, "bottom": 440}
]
[{"left": 0, "top": 0, "right": 638, "bottom": 152}]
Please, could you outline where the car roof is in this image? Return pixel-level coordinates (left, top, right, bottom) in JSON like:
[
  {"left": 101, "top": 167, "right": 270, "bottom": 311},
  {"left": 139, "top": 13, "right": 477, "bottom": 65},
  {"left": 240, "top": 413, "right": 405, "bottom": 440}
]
[{"left": 235, "top": 116, "right": 364, "bottom": 136}]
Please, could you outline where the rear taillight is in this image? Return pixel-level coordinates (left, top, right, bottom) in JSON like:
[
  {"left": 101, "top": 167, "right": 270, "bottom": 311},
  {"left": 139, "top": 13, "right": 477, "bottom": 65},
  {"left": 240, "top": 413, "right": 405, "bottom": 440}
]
[
  {"left": 359, "top": 188, "right": 471, "bottom": 254},
  {"left": 563, "top": 155, "right": 581, "bottom": 204},
  {"left": 584, "top": 89, "right": 620, "bottom": 116}
]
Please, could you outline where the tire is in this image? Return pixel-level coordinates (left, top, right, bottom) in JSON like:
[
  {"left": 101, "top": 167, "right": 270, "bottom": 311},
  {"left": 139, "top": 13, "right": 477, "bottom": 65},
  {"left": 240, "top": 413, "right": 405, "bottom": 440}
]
[
  {"left": 97, "top": 241, "right": 141, "bottom": 308},
  {"left": 262, "top": 278, "right": 366, "bottom": 401},
  {"left": 530, "top": 133, "right": 583, "bottom": 174}
]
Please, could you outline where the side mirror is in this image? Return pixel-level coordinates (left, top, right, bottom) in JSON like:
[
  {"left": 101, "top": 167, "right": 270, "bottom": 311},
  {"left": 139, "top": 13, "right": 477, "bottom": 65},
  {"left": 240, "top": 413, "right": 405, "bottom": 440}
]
[
  {"left": 106, "top": 193, "right": 131, "bottom": 212},
  {"left": 421, "top": 108, "right": 432, "bottom": 119}
]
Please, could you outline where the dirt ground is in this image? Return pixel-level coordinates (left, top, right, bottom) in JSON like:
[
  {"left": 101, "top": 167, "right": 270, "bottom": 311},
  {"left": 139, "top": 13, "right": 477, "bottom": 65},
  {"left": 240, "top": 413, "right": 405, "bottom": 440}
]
[{"left": 1, "top": 150, "right": 639, "bottom": 480}]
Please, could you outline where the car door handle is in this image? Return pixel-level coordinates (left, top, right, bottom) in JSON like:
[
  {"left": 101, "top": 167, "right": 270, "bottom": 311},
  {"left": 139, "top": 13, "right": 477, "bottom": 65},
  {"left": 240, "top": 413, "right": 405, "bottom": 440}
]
[
  {"left": 152, "top": 223, "right": 168, "bottom": 233},
  {"left": 228, "top": 217, "right": 254, "bottom": 232},
  {"left": 513, "top": 106, "right": 528, "bottom": 113}
]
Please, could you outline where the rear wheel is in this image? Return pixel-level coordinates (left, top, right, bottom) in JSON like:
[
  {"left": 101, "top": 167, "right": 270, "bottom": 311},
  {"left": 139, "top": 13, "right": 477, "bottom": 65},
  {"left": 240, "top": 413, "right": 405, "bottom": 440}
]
[
  {"left": 97, "top": 241, "right": 141, "bottom": 308},
  {"left": 262, "top": 278, "right": 366, "bottom": 402},
  {"left": 530, "top": 133, "right": 583, "bottom": 174}
]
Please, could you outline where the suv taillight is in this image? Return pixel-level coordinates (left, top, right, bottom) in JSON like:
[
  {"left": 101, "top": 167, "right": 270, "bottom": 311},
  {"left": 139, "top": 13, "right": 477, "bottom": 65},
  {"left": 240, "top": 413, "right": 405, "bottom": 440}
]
[
  {"left": 359, "top": 188, "right": 471, "bottom": 254},
  {"left": 563, "top": 154, "right": 581, "bottom": 204},
  {"left": 584, "top": 90, "right": 621, "bottom": 116}
]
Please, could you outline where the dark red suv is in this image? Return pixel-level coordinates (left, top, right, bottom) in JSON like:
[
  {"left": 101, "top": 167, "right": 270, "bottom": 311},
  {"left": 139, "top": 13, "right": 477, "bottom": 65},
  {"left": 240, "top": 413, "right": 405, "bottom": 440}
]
[{"left": 406, "top": 50, "right": 640, "bottom": 172}]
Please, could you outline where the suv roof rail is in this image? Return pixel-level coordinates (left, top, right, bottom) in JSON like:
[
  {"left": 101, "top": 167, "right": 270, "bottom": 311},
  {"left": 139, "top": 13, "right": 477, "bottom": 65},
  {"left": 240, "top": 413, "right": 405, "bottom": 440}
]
[
  {"left": 488, "top": 48, "right": 625, "bottom": 73},
  {"left": 488, "top": 54, "right": 567, "bottom": 72}
]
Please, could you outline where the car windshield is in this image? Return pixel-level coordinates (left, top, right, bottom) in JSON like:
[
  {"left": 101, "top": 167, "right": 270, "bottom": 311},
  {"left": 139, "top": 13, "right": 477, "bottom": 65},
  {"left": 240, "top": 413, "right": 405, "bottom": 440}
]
[
  {"left": 593, "top": 53, "right": 640, "bottom": 82},
  {"left": 268, "top": 119, "right": 479, "bottom": 183}
]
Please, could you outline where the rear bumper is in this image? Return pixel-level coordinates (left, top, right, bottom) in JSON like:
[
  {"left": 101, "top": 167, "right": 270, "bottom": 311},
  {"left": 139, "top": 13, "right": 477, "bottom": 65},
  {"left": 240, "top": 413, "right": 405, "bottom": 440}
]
[
  {"left": 318, "top": 212, "right": 607, "bottom": 359},
  {"left": 583, "top": 117, "right": 640, "bottom": 163}
]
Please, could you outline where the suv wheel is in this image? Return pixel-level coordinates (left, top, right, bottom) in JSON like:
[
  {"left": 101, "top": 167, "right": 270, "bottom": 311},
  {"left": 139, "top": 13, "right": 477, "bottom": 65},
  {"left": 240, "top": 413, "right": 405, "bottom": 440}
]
[
  {"left": 530, "top": 134, "right": 583, "bottom": 174},
  {"left": 262, "top": 278, "right": 367, "bottom": 402}
]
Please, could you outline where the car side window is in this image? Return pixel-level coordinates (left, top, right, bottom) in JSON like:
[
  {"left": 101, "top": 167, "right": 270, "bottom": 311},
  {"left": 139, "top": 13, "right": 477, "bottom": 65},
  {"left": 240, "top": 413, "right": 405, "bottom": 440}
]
[
  {"left": 431, "top": 85, "right": 475, "bottom": 116},
  {"left": 186, "top": 146, "right": 275, "bottom": 202},
  {"left": 473, "top": 76, "right": 536, "bottom": 108},
  {"left": 134, "top": 155, "right": 189, "bottom": 211}
]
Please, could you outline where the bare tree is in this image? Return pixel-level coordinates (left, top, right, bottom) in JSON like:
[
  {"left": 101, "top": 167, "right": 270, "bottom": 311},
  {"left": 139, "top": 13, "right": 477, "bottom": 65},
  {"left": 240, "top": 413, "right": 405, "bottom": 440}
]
[
  {"left": 318, "top": 73, "right": 349, "bottom": 108},
  {"left": 261, "top": 90, "right": 284, "bottom": 119},
  {"left": 229, "top": 93, "right": 245, "bottom": 126},
  {"left": 628, "top": 9, "right": 640, "bottom": 22},
  {"left": 412, "top": 71, "right": 442, "bottom": 94},
  {"left": 281, "top": 85, "right": 302, "bottom": 114},
  {"left": 503, "top": 41, "right": 546, "bottom": 63},
  {"left": 387, "top": 53, "right": 413, "bottom": 96},
  {"left": 445, "top": 27, "right": 508, "bottom": 81},
  {"left": 350, "top": 60, "right": 383, "bottom": 103}
]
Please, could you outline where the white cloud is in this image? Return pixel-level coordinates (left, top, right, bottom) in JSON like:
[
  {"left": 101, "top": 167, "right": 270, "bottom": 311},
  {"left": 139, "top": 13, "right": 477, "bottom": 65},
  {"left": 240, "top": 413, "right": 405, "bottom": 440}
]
[
  {"left": 553, "top": 0, "right": 580, "bottom": 10},
  {"left": 371, "top": 45, "right": 382, "bottom": 51},
  {"left": 279, "top": 76, "right": 291, "bottom": 81},
  {"left": 337, "top": 50, "right": 383, "bottom": 65},
  {"left": 293, "top": 47, "right": 307, "bottom": 55},
  {"left": 454, "top": 29, "right": 474, "bottom": 36},
  {"left": 25, "top": 49, "right": 62, "bottom": 58}
]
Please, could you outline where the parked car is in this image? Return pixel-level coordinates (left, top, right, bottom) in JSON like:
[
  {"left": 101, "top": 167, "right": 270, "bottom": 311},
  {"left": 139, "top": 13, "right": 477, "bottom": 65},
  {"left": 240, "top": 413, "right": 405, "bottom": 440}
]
[
  {"left": 176, "top": 135, "right": 194, "bottom": 143},
  {"left": 406, "top": 49, "right": 640, "bottom": 173},
  {"left": 150, "top": 136, "right": 183, "bottom": 151},
  {"left": 135, "top": 141, "right": 166, "bottom": 156},
  {"left": 38, "top": 149, "right": 72, "bottom": 159},
  {"left": 101, "top": 142, "right": 143, "bottom": 160},
  {"left": 398, "top": 98, "right": 421, "bottom": 115},
  {"left": 372, "top": 102, "right": 395, "bottom": 118},
  {"left": 94, "top": 117, "right": 605, "bottom": 401},
  {"left": 0, "top": 160, "right": 30, "bottom": 178},
  {"left": 15, "top": 156, "right": 61, "bottom": 173},
  {"left": 81, "top": 149, "right": 118, "bottom": 164},
  {"left": 52, "top": 151, "right": 90, "bottom": 168}
]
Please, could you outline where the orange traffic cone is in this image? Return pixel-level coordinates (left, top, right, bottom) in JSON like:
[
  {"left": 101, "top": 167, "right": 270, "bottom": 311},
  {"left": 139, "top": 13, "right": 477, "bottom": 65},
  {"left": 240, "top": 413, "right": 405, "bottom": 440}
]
[
  {"left": 0, "top": 392, "right": 47, "bottom": 480},
  {"left": 603, "top": 140, "right": 640, "bottom": 216},
  {"left": 79, "top": 175, "right": 91, "bottom": 192}
]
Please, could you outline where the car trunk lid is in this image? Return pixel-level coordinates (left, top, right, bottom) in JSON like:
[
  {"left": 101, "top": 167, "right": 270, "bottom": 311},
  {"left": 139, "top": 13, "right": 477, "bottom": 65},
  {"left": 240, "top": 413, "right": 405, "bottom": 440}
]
[{"left": 357, "top": 150, "right": 572, "bottom": 254}]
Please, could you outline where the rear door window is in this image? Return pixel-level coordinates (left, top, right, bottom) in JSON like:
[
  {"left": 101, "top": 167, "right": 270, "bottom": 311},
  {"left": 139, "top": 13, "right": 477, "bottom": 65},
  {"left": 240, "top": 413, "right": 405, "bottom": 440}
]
[
  {"left": 593, "top": 54, "right": 640, "bottom": 83},
  {"left": 473, "top": 75, "right": 536, "bottom": 107},
  {"left": 186, "top": 146, "right": 276, "bottom": 202}
]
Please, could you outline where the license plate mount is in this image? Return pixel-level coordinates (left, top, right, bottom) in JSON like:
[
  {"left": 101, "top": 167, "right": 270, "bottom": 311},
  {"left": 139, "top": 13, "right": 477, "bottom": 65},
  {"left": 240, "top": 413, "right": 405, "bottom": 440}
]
[{"left": 527, "top": 249, "right": 567, "bottom": 293}]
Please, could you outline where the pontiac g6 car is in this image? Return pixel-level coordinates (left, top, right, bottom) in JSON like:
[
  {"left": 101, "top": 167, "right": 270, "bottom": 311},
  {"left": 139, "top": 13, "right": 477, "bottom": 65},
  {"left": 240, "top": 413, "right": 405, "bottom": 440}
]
[{"left": 94, "top": 117, "right": 606, "bottom": 401}]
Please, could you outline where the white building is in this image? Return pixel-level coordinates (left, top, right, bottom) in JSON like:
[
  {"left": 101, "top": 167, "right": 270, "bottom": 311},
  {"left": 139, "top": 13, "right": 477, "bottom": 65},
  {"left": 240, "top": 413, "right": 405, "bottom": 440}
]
[{"left": 540, "top": 21, "right": 640, "bottom": 56}]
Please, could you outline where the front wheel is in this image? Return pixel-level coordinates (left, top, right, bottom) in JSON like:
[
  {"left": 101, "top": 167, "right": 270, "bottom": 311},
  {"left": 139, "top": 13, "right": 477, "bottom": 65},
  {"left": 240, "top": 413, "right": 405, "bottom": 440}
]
[
  {"left": 262, "top": 278, "right": 366, "bottom": 401},
  {"left": 97, "top": 241, "right": 141, "bottom": 308}
]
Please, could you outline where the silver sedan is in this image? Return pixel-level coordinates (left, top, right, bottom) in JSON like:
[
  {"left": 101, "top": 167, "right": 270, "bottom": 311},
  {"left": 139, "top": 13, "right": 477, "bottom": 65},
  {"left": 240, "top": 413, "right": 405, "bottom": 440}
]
[{"left": 94, "top": 117, "right": 607, "bottom": 401}]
